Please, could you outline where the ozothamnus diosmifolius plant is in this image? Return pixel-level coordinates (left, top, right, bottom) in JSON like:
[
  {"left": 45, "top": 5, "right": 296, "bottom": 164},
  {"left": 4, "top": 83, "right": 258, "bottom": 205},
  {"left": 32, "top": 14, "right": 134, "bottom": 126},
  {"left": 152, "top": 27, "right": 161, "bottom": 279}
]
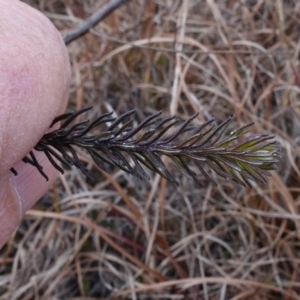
[{"left": 11, "top": 106, "right": 281, "bottom": 187}]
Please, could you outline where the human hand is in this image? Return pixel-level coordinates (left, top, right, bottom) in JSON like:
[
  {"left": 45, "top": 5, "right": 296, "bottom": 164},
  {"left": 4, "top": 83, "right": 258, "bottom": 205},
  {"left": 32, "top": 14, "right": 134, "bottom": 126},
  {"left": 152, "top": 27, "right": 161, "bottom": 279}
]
[{"left": 0, "top": 0, "right": 71, "bottom": 248}]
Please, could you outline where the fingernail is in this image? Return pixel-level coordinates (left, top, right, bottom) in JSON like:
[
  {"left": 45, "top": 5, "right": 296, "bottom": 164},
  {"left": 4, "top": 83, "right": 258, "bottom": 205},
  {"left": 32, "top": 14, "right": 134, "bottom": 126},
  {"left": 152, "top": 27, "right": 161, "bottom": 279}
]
[{"left": 10, "top": 151, "right": 58, "bottom": 214}]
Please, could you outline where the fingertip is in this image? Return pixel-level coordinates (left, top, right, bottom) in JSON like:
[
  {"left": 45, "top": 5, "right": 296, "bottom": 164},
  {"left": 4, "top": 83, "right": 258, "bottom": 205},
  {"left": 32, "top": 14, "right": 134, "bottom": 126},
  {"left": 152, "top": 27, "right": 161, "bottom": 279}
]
[{"left": 0, "top": 0, "right": 71, "bottom": 172}]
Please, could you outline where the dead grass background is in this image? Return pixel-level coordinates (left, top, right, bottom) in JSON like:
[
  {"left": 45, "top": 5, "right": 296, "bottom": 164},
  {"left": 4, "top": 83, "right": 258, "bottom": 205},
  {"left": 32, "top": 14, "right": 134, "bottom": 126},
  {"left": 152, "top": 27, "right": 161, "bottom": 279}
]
[{"left": 1, "top": 0, "right": 300, "bottom": 299}]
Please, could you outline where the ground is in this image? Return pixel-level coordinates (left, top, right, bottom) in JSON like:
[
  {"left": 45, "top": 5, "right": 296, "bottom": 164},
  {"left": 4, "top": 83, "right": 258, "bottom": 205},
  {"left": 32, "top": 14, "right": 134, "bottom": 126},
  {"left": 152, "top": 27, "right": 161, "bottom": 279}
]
[{"left": 1, "top": 1, "right": 300, "bottom": 299}]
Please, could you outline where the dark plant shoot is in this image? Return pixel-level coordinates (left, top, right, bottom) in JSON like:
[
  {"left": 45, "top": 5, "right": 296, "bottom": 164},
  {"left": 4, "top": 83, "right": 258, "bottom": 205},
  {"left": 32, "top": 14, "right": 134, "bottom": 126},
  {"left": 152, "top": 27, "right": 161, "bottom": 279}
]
[{"left": 11, "top": 106, "right": 281, "bottom": 187}]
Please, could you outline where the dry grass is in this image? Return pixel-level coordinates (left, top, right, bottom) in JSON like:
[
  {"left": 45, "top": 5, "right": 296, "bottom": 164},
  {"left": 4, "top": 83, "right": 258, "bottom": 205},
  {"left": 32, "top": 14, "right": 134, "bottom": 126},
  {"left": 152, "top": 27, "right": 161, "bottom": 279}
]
[{"left": 1, "top": 0, "right": 300, "bottom": 299}]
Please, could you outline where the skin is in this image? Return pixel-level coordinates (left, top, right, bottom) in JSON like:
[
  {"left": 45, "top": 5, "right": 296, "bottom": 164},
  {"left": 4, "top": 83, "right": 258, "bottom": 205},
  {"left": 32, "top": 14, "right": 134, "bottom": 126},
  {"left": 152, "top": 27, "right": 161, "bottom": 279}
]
[{"left": 0, "top": 0, "right": 71, "bottom": 248}]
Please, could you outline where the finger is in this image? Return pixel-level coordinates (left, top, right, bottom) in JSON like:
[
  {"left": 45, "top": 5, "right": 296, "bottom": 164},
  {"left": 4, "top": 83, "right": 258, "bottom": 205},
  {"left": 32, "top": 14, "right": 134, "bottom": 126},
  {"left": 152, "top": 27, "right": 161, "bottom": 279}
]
[{"left": 0, "top": 0, "right": 71, "bottom": 248}]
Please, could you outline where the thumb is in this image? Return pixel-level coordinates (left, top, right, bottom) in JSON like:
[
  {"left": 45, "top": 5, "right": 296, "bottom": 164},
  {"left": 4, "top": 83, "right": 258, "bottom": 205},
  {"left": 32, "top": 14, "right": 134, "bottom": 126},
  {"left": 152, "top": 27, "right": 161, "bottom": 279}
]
[{"left": 0, "top": 0, "right": 71, "bottom": 247}]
